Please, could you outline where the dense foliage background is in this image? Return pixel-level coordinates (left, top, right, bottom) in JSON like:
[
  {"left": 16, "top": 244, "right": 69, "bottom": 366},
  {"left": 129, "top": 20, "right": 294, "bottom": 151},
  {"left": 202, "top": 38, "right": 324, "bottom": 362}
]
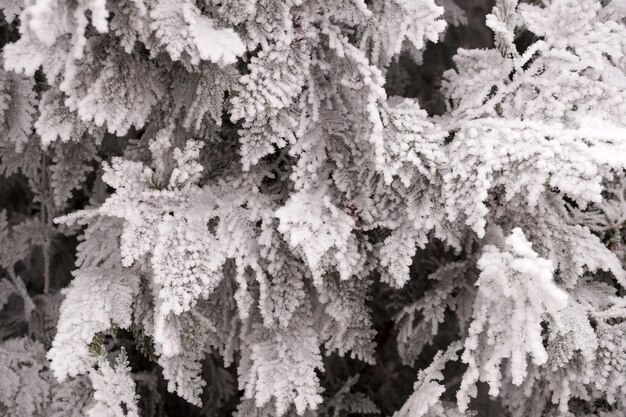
[{"left": 1, "top": 1, "right": 625, "bottom": 416}]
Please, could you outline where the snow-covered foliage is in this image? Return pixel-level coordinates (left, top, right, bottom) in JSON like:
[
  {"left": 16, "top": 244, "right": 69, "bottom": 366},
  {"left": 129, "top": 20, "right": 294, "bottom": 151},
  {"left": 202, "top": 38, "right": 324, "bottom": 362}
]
[
  {"left": 0, "top": 0, "right": 625, "bottom": 416},
  {"left": 87, "top": 350, "right": 139, "bottom": 417},
  {"left": 458, "top": 228, "right": 568, "bottom": 411},
  {"left": 394, "top": 342, "right": 463, "bottom": 417}
]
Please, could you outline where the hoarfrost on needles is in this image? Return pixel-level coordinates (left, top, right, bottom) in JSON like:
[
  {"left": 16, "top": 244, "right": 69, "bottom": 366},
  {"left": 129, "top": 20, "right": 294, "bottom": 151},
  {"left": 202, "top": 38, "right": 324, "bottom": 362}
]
[{"left": 0, "top": 0, "right": 625, "bottom": 416}]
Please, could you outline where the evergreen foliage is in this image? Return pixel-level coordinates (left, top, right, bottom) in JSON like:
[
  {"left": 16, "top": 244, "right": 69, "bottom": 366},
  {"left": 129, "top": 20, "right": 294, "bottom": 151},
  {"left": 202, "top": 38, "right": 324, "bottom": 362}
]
[{"left": 0, "top": 0, "right": 625, "bottom": 416}]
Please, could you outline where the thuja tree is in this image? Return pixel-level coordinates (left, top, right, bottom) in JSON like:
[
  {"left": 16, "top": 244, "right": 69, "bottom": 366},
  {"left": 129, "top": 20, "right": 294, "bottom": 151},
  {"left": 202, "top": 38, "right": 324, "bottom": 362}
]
[{"left": 0, "top": 0, "right": 626, "bottom": 416}]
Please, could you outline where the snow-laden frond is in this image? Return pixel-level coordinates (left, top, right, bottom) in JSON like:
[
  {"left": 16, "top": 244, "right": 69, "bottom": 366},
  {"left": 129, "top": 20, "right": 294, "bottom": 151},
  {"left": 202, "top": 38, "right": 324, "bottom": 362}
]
[
  {"left": 441, "top": 0, "right": 626, "bottom": 237},
  {"left": 36, "top": 87, "right": 102, "bottom": 146},
  {"left": 394, "top": 342, "right": 462, "bottom": 417},
  {"left": 61, "top": 41, "right": 166, "bottom": 136},
  {"left": 378, "top": 97, "right": 447, "bottom": 187},
  {"left": 592, "top": 315, "right": 626, "bottom": 405},
  {"left": 499, "top": 194, "right": 626, "bottom": 288},
  {"left": 276, "top": 190, "right": 362, "bottom": 283},
  {"left": 88, "top": 137, "right": 229, "bottom": 357},
  {"left": 548, "top": 301, "right": 598, "bottom": 370},
  {"left": 318, "top": 275, "right": 377, "bottom": 364},
  {"left": 238, "top": 0, "right": 303, "bottom": 47},
  {"left": 149, "top": 0, "right": 245, "bottom": 66},
  {"left": 151, "top": 212, "right": 225, "bottom": 319},
  {"left": 157, "top": 311, "right": 207, "bottom": 405},
  {"left": 2, "top": 29, "right": 49, "bottom": 76},
  {"left": 231, "top": 28, "right": 314, "bottom": 169},
  {"left": 498, "top": 281, "right": 626, "bottom": 415},
  {"left": 358, "top": 0, "right": 446, "bottom": 68},
  {"left": 239, "top": 304, "right": 324, "bottom": 416},
  {"left": 86, "top": 350, "right": 139, "bottom": 417},
  {"left": 378, "top": 224, "right": 424, "bottom": 289},
  {"left": 542, "top": 300, "right": 598, "bottom": 413},
  {"left": 47, "top": 268, "right": 140, "bottom": 381},
  {"left": 17, "top": 0, "right": 108, "bottom": 59},
  {"left": 519, "top": 0, "right": 624, "bottom": 69},
  {"left": 256, "top": 239, "right": 307, "bottom": 328},
  {"left": 377, "top": 184, "right": 461, "bottom": 288},
  {"left": 458, "top": 228, "right": 568, "bottom": 411},
  {"left": 571, "top": 173, "right": 626, "bottom": 264},
  {"left": 170, "top": 64, "right": 238, "bottom": 132},
  {"left": 443, "top": 119, "right": 626, "bottom": 237}
]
